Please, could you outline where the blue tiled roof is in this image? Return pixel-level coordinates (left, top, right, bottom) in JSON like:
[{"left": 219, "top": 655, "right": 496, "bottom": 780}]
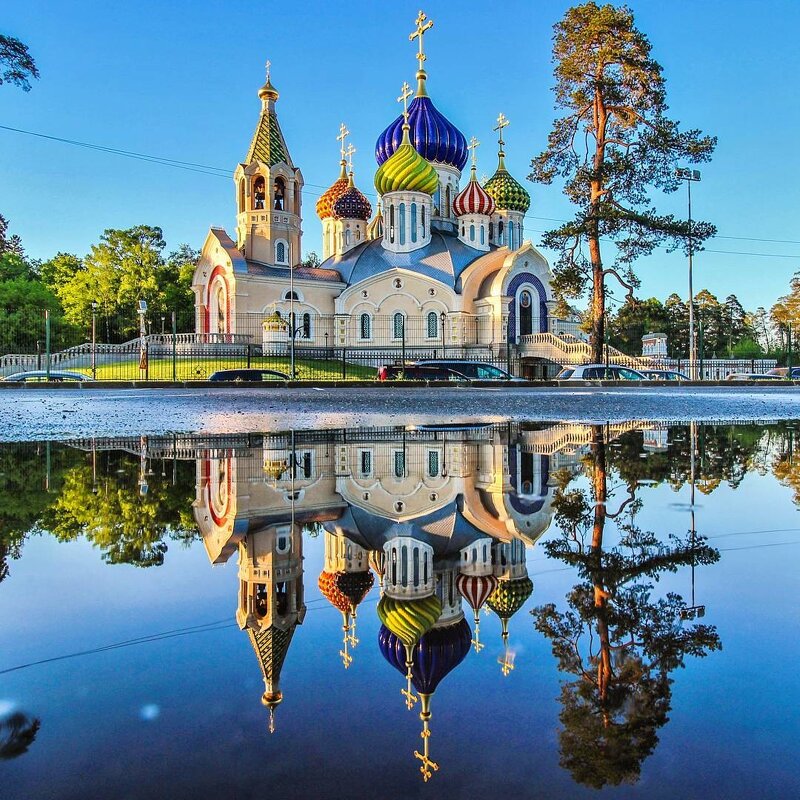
[{"left": 324, "top": 231, "right": 495, "bottom": 290}]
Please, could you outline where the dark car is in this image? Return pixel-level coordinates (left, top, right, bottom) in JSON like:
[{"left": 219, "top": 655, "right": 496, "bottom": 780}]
[
  {"left": 2, "top": 370, "right": 90, "bottom": 383},
  {"left": 640, "top": 369, "right": 689, "bottom": 381},
  {"left": 379, "top": 360, "right": 521, "bottom": 382},
  {"left": 208, "top": 369, "right": 289, "bottom": 382}
]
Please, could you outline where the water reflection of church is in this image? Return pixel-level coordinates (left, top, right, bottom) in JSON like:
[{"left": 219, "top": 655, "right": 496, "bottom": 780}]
[{"left": 193, "top": 423, "right": 586, "bottom": 778}]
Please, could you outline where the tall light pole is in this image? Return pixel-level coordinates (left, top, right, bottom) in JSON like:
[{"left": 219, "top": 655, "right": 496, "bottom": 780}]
[
  {"left": 677, "top": 168, "right": 701, "bottom": 380},
  {"left": 91, "top": 301, "right": 98, "bottom": 380},
  {"left": 289, "top": 242, "right": 295, "bottom": 379}
]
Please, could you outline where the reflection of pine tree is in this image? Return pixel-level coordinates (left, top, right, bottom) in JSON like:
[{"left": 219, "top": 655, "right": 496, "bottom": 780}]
[
  {"left": 0, "top": 712, "right": 41, "bottom": 760},
  {"left": 533, "top": 426, "right": 721, "bottom": 789}
]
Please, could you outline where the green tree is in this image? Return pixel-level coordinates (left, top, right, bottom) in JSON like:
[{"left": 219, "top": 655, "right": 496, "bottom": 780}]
[
  {"left": 0, "top": 34, "right": 38, "bottom": 91},
  {"left": 695, "top": 289, "right": 723, "bottom": 357},
  {"left": 300, "top": 251, "right": 321, "bottom": 268},
  {"left": 532, "top": 426, "right": 721, "bottom": 788},
  {"left": 38, "top": 251, "right": 82, "bottom": 291},
  {"left": 530, "top": 2, "right": 716, "bottom": 363},
  {"left": 0, "top": 712, "right": 40, "bottom": 759},
  {"left": 158, "top": 244, "right": 198, "bottom": 331},
  {"left": 609, "top": 297, "right": 669, "bottom": 354},
  {"left": 0, "top": 214, "right": 24, "bottom": 256},
  {"left": 664, "top": 293, "right": 688, "bottom": 357}
]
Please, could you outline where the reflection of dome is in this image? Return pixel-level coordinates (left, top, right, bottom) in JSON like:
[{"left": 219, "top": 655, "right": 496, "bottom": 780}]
[
  {"left": 484, "top": 167, "right": 530, "bottom": 213},
  {"left": 377, "top": 594, "right": 441, "bottom": 648},
  {"left": 453, "top": 168, "right": 495, "bottom": 217},
  {"left": 318, "top": 570, "right": 351, "bottom": 614},
  {"left": 456, "top": 573, "right": 498, "bottom": 617},
  {"left": 378, "top": 617, "right": 471, "bottom": 693},
  {"left": 374, "top": 125, "right": 439, "bottom": 196},
  {"left": 316, "top": 163, "right": 349, "bottom": 219},
  {"left": 487, "top": 576, "right": 533, "bottom": 619},
  {"left": 376, "top": 96, "right": 468, "bottom": 171},
  {"left": 332, "top": 173, "right": 372, "bottom": 220}
]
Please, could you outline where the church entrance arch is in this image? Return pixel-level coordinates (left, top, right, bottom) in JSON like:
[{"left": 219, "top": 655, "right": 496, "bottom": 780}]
[{"left": 506, "top": 272, "right": 548, "bottom": 343}]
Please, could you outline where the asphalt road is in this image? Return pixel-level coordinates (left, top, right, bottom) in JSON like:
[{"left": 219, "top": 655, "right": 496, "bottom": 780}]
[{"left": 1, "top": 385, "right": 799, "bottom": 441}]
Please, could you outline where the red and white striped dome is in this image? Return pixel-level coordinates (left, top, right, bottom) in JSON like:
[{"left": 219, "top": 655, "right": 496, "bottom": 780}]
[{"left": 453, "top": 170, "right": 496, "bottom": 217}]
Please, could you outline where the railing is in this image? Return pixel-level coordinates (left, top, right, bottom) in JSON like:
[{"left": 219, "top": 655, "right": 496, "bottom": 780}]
[{"left": 517, "top": 332, "right": 651, "bottom": 368}]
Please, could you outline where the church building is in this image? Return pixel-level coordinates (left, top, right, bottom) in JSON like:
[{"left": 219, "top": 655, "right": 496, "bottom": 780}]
[{"left": 192, "top": 12, "right": 562, "bottom": 368}]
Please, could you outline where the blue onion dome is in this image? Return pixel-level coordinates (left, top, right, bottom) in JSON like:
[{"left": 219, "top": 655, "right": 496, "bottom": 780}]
[
  {"left": 332, "top": 171, "right": 372, "bottom": 221},
  {"left": 316, "top": 161, "right": 349, "bottom": 220},
  {"left": 484, "top": 152, "right": 530, "bottom": 213},
  {"left": 379, "top": 618, "right": 471, "bottom": 695},
  {"left": 376, "top": 95, "right": 468, "bottom": 171},
  {"left": 374, "top": 123, "right": 439, "bottom": 196}
]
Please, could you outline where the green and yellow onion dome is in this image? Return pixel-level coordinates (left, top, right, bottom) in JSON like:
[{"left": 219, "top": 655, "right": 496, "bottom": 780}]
[
  {"left": 332, "top": 172, "right": 372, "bottom": 221},
  {"left": 486, "top": 576, "right": 534, "bottom": 620},
  {"left": 377, "top": 594, "right": 442, "bottom": 649},
  {"left": 316, "top": 161, "right": 350, "bottom": 220},
  {"left": 483, "top": 163, "right": 530, "bottom": 213},
  {"left": 374, "top": 124, "right": 439, "bottom": 196}
]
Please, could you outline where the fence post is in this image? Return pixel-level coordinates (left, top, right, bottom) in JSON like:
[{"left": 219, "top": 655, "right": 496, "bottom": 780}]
[
  {"left": 172, "top": 311, "right": 177, "bottom": 382},
  {"left": 506, "top": 337, "right": 511, "bottom": 375},
  {"left": 341, "top": 347, "right": 347, "bottom": 380},
  {"left": 247, "top": 343, "right": 252, "bottom": 368},
  {"left": 45, "top": 310, "right": 51, "bottom": 380},
  {"left": 401, "top": 319, "right": 406, "bottom": 368}
]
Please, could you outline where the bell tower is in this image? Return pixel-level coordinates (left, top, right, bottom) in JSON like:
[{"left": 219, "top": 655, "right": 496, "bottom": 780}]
[{"left": 234, "top": 63, "right": 304, "bottom": 267}]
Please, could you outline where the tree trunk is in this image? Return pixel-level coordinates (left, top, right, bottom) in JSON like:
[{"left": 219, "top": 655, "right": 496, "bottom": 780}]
[
  {"left": 590, "top": 85, "right": 607, "bottom": 365},
  {"left": 590, "top": 238, "right": 605, "bottom": 364}
]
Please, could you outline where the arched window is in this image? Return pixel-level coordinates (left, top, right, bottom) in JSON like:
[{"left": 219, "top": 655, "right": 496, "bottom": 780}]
[
  {"left": 427, "top": 311, "right": 438, "bottom": 339},
  {"left": 461, "top": 224, "right": 465, "bottom": 237},
  {"left": 480, "top": 225, "right": 485, "bottom": 245},
  {"left": 399, "top": 203, "right": 406, "bottom": 245},
  {"left": 389, "top": 204, "right": 395, "bottom": 244},
  {"left": 393, "top": 312, "right": 405, "bottom": 340},
  {"left": 276, "top": 241, "right": 286, "bottom": 263},
  {"left": 273, "top": 177, "right": 286, "bottom": 210},
  {"left": 421, "top": 205, "right": 426, "bottom": 238},
  {"left": 394, "top": 451, "right": 405, "bottom": 478},
  {"left": 411, "top": 203, "right": 417, "bottom": 243},
  {"left": 469, "top": 223, "right": 475, "bottom": 242},
  {"left": 345, "top": 228, "right": 351, "bottom": 246},
  {"left": 283, "top": 290, "right": 299, "bottom": 301},
  {"left": 498, "top": 220, "right": 504, "bottom": 244},
  {"left": 302, "top": 312, "right": 311, "bottom": 339},
  {"left": 488, "top": 222, "right": 494, "bottom": 241},
  {"left": 427, "top": 450, "right": 439, "bottom": 477},
  {"left": 215, "top": 283, "right": 226, "bottom": 334},
  {"left": 433, "top": 188, "right": 441, "bottom": 216},
  {"left": 359, "top": 313, "right": 371, "bottom": 340},
  {"left": 253, "top": 176, "right": 266, "bottom": 210},
  {"left": 445, "top": 185, "right": 451, "bottom": 217},
  {"left": 238, "top": 180, "right": 245, "bottom": 212}
]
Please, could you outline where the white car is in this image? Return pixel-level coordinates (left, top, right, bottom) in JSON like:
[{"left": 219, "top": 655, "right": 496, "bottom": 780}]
[{"left": 556, "top": 364, "right": 649, "bottom": 381}]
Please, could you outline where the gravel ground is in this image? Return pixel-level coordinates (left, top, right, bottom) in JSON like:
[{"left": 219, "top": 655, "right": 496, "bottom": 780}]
[{"left": 0, "top": 386, "right": 798, "bottom": 441}]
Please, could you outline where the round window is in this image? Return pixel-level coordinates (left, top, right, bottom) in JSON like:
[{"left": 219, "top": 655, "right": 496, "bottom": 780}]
[{"left": 520, "top": 290, "right": 532, "bottom": 308}]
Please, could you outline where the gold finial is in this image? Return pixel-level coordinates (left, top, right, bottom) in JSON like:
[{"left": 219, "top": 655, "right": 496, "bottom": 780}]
[
  {"left": 337, "top": 123, "right": 349, "bottom": 161},
  {"left": 345, "top": 142, "right": 356, "bottom": 172},
  {"left": 268, "top": 707, "right": 276, "bottom": 734},
  {"left": 498, "top": 622, "right": 515, "bottom": 676},
  {"left": 397, "top": 81, "right": 413, "bottom": 125},
  {"left": 409, "top": 10, "right": 434, "bottom": 96},
  {"left": 339, "top": 613, "right": 353, "bottom": 669},
  {"left": 401, "top": 646, "right": 418, "bottom": 709},
  {"left": 265, "top": 59, "right": 271, "bottom": 82},
  {"left": 414, "top": 695, "right": 439, "bottom": 782},
  {"left": 468, "top": 136, "right": 480, "bottom": 170},
  {"left": 471, "top": 612, "right": 485, "bottom": 653},
  {"left": 494, "top": 113, "right": 509, "bottom": 168}
]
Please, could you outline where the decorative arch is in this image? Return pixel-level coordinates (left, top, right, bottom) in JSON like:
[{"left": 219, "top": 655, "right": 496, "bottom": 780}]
[
  {"left": 506, "top": 272, "right": 548, "bottom": 342},
  {"left": 205, "top": 266, "right": 231, "bottom": 335}
]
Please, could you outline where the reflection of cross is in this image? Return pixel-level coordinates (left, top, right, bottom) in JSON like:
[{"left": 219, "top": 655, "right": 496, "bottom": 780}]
[
  {"left": 471, "top": 615, "right": 485, "bottom": 653},
  {"left": 337, "top": 122, "right": 349, "bottom": 161},
  {"left": 397, "top": 81, "right": 413, "bottom": 122},
  {"left": 494, "top": 112, "right": 509, "bottom": 149},
  {"left": 344, "top": 143, "right": 356, "bottom": 172},
  {"left": 401, "top": 681, "right": 418, "bottom": 710},
  {"left": 498, "top": 644, "right": 516, "bottom": 677},
  {"left": 409, "top": 10, "right": 434, "bottom": 71},
  {"left": 265, "top": 59, "right": 271, "bottom": 82},
  {"left": 468, "top": 136, "right": 480, "bottom": 168},
  {"left": 414, "top": 723, "right": 439, "bottom": 782}
]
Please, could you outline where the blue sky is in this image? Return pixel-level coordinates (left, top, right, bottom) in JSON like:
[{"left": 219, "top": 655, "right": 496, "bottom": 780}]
[{"left": 2, "top": 0, "right": 799, "bottom": 311}]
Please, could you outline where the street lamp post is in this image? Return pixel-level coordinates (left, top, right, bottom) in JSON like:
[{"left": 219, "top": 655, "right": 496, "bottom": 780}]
[
  {"left": 439, "top": 312, "right": 446, "bottom": 358},
  {"left": 91, "top": 301, "right": 98, "bottom": 380},
  {"left": 138, "top": 300, "right": 148, "bottom": 380},
  {"left": 677, "top": 168, "right": 702, "bottom": 380}
]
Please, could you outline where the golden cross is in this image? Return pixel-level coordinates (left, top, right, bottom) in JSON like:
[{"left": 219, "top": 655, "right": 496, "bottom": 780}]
[
  {"left": 494, "top": 113, "right": 509, "bottom": 148},
  {"left": 265, "top": 60, "right": 271, "bottom": 82},
  {"left": 344, "top": 143, "right": 356, "bottom": 172},
  {"left": 401, "top": 681, "right": 418, "bottom": 710},
  {"left": 471, "top": 617, "right": 485, "bottom": 653},
  {"left": 337, "top": 122, "right": 349, "bottom": 161},
  {"left": 468, "top": 136, "right": 480, "bottom": 168},
  {"left": 498, "top": 645, "right": 516, "bottom": 677},
  {"left": 409, "top": 10, "right": 434, "bottom": 71},
  {"left": 414, "top": 724, "right": 439, "bottom": 782},
  {"left": 397, "top": 81, "right": 413, "bottom": 122}
]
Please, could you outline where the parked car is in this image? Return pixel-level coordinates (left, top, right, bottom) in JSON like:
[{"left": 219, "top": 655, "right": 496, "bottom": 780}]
[
  {"left": 640, "top": 369, "right": 689, "bottom": 381},
  {"left": 379, "top": 360, "right": 523, "bottom": 382},
  {"left": 1, "top": 370, "right": 90, "bottom": 383},
  {"left": 378, "top": 363, "right": 471, "bottom": 382},
  {"left": 208, "top": 368, "right": 289, "bottom": 382},
  {"left": 724, "top": 372, "right": 783, "bottom": 381},
  {"left": 556, "top": 364, "right": 649, "bottom": 381}
]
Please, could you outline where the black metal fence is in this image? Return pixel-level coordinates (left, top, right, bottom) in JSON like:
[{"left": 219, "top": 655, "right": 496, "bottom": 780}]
[{"left": 0, "top": 311, "right": 521, "bottom": 381}]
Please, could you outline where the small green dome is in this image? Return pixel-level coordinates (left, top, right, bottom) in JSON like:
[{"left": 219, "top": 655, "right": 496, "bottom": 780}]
[
  {"left": 374, "top": 126, "right": 439, "bottom": 196},
  {"left": 377, "top": 594, "right": 442, "bottom": 648},
  {"left": 484, "top": 167, "right": 530, "bottom": 213},
  {"left": 487, "top": 576, "right": 533, "bottom": 619}
]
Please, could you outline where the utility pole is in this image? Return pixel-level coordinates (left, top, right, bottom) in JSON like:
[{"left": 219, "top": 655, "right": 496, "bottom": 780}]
[
  {"left": 91, "top": 301, "right": 98, "bottom": 380},
  {"left": 677, "top": 169, "right": 701, "bottom": 379},
  {"left": 289, "top": 243, "right": 296, "bottom": 379}
]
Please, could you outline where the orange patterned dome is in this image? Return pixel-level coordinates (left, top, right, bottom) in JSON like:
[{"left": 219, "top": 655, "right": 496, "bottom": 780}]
[{"left": 316, "top": 163, "right": 350, "bottom": 220}]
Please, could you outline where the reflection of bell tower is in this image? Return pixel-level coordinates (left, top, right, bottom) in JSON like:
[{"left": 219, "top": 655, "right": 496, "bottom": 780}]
[
  {"left": 234, "top": 63, "right": 304, "bottom": 267},
  {"left": 237, "top": 521, "right": 306, "bottom": 733}
]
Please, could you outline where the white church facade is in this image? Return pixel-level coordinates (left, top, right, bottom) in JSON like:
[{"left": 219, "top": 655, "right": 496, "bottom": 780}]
[{"left": 192, "top": 13, "right": 570, "bottom": 374}]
